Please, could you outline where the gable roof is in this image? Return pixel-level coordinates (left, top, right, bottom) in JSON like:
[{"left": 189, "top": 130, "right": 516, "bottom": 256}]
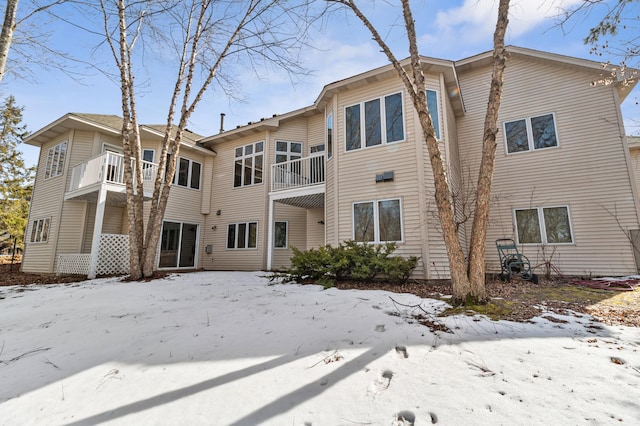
[{"left": 25, "top": 113, "right": 213, "bottom": 155}]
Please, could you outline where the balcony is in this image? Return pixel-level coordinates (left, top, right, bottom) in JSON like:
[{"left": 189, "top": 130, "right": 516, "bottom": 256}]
[
  {"left": 270, "top": 154, "right": 325, "bottom": 208},
  {"left": 65, "top": 152, "right": 158, "bottom": 203}
]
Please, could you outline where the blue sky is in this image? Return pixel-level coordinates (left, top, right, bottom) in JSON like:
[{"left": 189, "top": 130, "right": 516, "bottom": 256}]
[{"left": 3, "top": 0, "right": 636, "bottom": 168}]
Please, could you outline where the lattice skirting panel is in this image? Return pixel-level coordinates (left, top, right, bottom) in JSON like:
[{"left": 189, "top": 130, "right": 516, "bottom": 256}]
[
  {"left": 57, "top": 254, "right": 91, "bottom": 275},
  {"left": 96, "top": 233, "right": 130, "bottom": 275}
]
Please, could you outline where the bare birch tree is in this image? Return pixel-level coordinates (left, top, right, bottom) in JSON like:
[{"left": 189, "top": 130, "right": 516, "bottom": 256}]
[
  {"left": 329, "top": 0, "right": 510, "bottom": 302},
  {"left": 97, "top": 0, "right": 320, "bottom": 279},
  {"left": 0, "top": 0, "right": 19, "bottom": 82},
  {"left": 0, "top": 0, "right": 80, "bottom": 83}
]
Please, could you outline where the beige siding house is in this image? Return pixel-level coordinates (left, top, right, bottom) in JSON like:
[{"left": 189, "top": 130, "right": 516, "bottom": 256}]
[{"left": 22, "top": 46, "right": 640, "bottom": 279}]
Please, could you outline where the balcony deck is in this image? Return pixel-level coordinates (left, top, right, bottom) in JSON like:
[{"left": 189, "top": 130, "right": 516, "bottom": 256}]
[
  {"left": 65, "top": 152, "right": 158, "bottom": 205},
  {"left": 270, "top": 154, "right": 325, "bottom": 208}
]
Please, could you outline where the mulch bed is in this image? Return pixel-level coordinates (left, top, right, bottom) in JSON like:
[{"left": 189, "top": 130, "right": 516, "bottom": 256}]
[
  {"left": 0, "top": 263, "right": 87, "bottom": 287},
  {"left": 332, "top": 277, "right": 640, "bottom": 328}
]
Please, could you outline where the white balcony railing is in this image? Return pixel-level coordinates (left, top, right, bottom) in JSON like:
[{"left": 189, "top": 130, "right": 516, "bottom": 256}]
[
  {"left": 271, "top": 154, "right": 325, "bottom": 192},
  {"left": 68, "top": 152, "right": 159, "bottom": 194}
]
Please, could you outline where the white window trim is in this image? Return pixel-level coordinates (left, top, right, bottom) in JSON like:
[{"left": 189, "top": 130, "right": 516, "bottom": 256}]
[
  {"left": 44, "top": 140, "right": 68, "bottom": 179},
  {"left": 513, "top": 205, "right": 575, "bottom": 245},
  {"left": 344, "top": 91, "right": 406, "bottom": 152},
  {"left": 226, "top": 221, "right": 259, "bottom": 250},
  {"left": 274, "top": 221, "right": 288, "bottom": 249},
  {"left": 352, "top": 198, "right": 404, "bottom": 244},
  {"left": 503, "top": 112, "right": 560, "bottom": 155},
  {"left": 174, "top": 156, "right": 202, "bottom": 190},
  {"left": 30, "top": 217, "right": 51, "bottom": 244},
  {"left": 233, "top": 141, "right": 264, "bottom": 188}
]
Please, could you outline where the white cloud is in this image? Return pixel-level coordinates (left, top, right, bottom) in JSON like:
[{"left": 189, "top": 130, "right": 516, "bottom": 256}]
[{"left": 419, "top": 0, "right": 584, "bottom": 57}]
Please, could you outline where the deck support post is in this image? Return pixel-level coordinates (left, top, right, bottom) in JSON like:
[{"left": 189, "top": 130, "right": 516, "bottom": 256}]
[
  {"left": 267, "top": 197, "right": 274, "bottom": 271},
  {"left": 88, "top": 186, "right": 107, "bottom": 279}
]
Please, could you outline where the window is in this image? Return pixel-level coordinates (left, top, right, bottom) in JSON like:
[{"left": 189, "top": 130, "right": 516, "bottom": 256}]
[
  {"left": 234, "top": 142, "right": 263, "bottom": 187},
  {"left": 45, "top": 141, "right": 67, "bottom": 179},
  {"left": 142, "top": 149, "right": 155, "bottom": 163},
  {"left": 504, "top": 113, "right": 558, "bottom": 154},
  {"left": 353, "top": 199, "right": 403, "bottom": 243},
  {"left": 30, "top": 218, "right": 51, "bottom": 243},
  {"left": 426, "top": 89, "right": 441, "bottom": 140},
  {"left": 174, "top": 157, "right": 201, "bottom": 190},
  {"left": 326, "top": 112, "right": 333, "bottom": 159},
  {"left": 227, "top": 222, "right": 258, "bottom": 249},
  {"left": 514, "top": 206, "right": 573, "bottom": 244},
  {"left": 274, "top": 221, "right": 288, "bottom": 249},
  {"left": 345, "top": 92, "right": 404, "bottom": 151}
]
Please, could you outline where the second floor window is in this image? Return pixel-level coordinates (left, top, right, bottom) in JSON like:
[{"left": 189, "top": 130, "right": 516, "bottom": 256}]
[
  {"left": 45, "top": 141, "right": 67, "bottom": 179},
  {"left": 176, "top": 157, "right": 201, "bottom": 190},
  {"left": 504, "top": 113, "right": 559, "bottom": 154},
  {"left": 234, "top": 142, "right": 263, "bottom": 187},
  {"left": 426, "top": 89, "right": 441, "bottom": 140},
  {"left": 345, "top": 92, "right": 404, "bottom": 151}
]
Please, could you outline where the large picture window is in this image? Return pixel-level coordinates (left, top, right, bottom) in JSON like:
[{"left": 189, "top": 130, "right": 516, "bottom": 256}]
[
  {"left": 45, "top": 141, "right": 67, "bottom": 179},
  {"left": 227, "top": 222, "right": 258, "bottom": 249},
  {"left": 353, "top": 199, "right": 403, "bottom": 243},
  {"left": 234, "top": 142, "right": 264, "bottom": 187},
  {"left": 345, "top": 92, "right": 404, "bottom": 151},
  {"left": 504, "top": 113, "right": 559, "bottom": 154},
  {"left": 514, "top": 206, "right": 573, "bottom": 244},
  {"left": 30, "top": 218, "right": 51, "bottom": 243}
]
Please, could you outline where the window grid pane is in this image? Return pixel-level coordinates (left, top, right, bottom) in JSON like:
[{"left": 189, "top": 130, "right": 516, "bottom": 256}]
[
  {"left": 345, "top": 105, "right": 361, "bottom": 151},
  {"left": 274, "top": 222, "right": 287, "bottom": 248},
  {"left": 190, "top": 161, "right": 201, "bottom": 189},
  {"left": 515, "top": 209, "right": 542, "bottom": 243},
  {"left": 426, "top": 90, "right": 440, "bottom": 140},
  {"left": 237, "top": 223, "right": 247, "bottom": 248},
  {"left": 385, "top": 93, "right": 404, "bottom": 142},
  {"left": 353, "top": 202, "right": 374, "bottom": 242},
  {"left": 178, "top": 158, "right": 189, "bottom": 186},
  {"left": 248, "top": 222, "right": 257, "bottom": 248},
  {"left": 378, "top": 200, "right": 402, "bottom": 242},
  {"left": 327, "top": 113, "right": 333, "bottom": 159},
  {"left": 543, "top": 207, "right": 572, "bottom": 243},
  {"left": 227, "top": 225, "right": 236, "bottom": 249},
  {"left": 364, "top": 99, "right": 382, "bottom": 147},
  {"left": 505, "top": 120, "right": 529, "bottom": 153},
  {"left": 531, "top": 114, "right": 558, "bottom": 149}
]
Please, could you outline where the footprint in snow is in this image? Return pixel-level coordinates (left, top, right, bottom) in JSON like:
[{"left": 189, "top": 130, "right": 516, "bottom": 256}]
[
  {"left": 395, "top": 345, "right": 408, "bottom": 358},
  {"left": 370, "top": 369, "right": 394, "bottom": 394},
  {"left": 393, "top": 411, "right": 415, "bottom": 426},
  {"left": 375, "top": 324, "right": 386, "bottom": 332}
]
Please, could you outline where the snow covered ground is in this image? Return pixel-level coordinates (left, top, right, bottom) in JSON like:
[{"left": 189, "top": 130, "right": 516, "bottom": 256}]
[{"left": 0, "top": 271, "right": 639, "bottom": 425}]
